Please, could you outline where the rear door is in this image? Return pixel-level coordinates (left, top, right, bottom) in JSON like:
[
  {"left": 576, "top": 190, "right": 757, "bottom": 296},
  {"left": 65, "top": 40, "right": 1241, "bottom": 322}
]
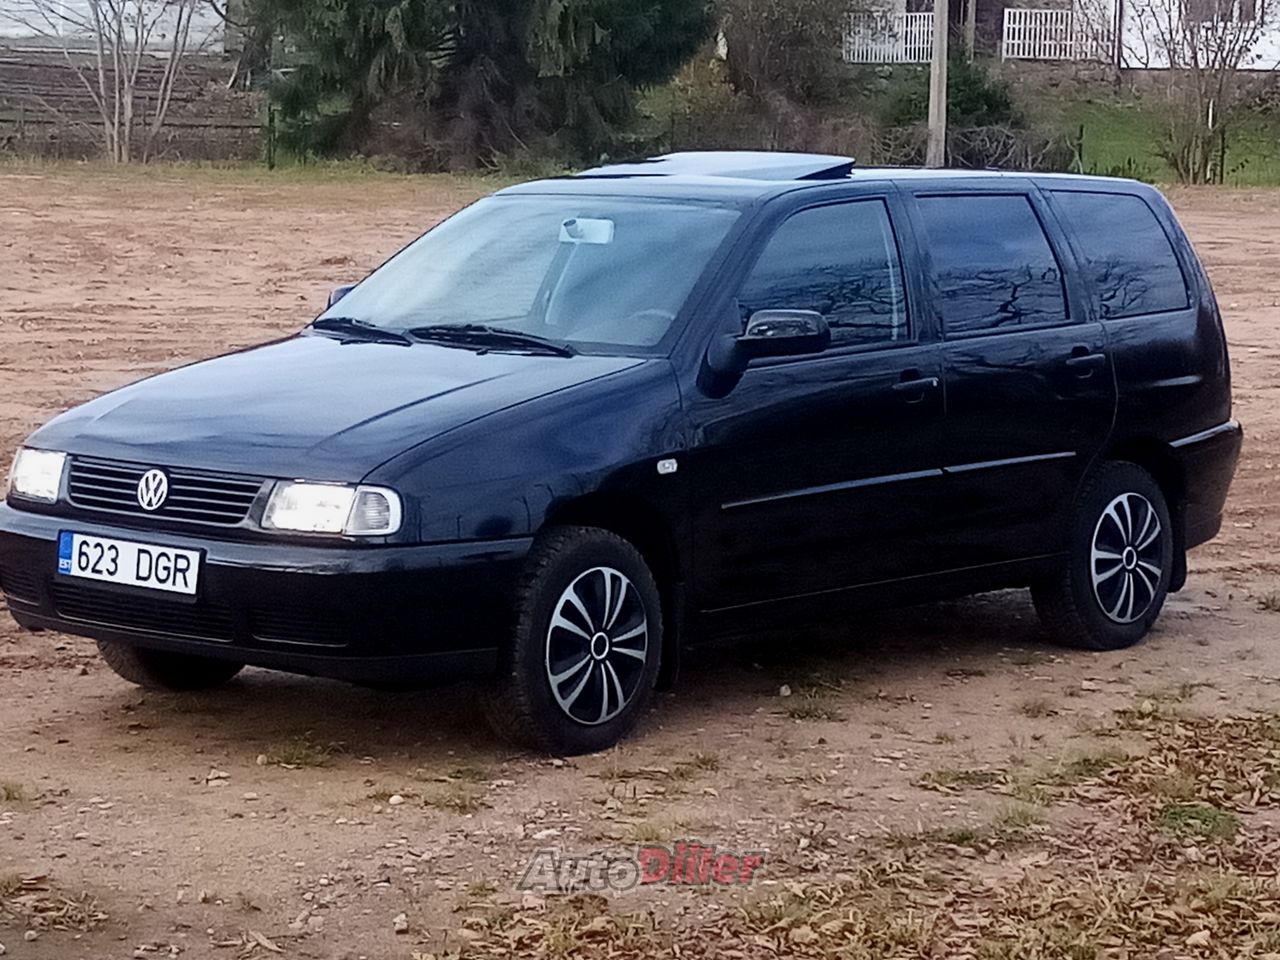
[
  {"left": 1043, "top": 187, "right": 1206, "bottom": 435},
  {"left": 903, "top": 184, "right": 1117, "bottom": 570},
  {"left": 684, "top": 192, "right": 950, "bottom": 611}
]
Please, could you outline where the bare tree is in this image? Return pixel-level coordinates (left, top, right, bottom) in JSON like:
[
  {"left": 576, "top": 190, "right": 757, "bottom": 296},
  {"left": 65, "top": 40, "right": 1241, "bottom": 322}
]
[
  {"left": 1123, "top": 0, "right": 1278, "bottom": 181},
  {"left": 718, "top": 0, "right": 849, "bottom": 105},
  {"left": 8, "top": 0, "right": 204, "bottom": 162},
  {"left": 1071, "top": 0, "right": 1121, "bottom": 66}
]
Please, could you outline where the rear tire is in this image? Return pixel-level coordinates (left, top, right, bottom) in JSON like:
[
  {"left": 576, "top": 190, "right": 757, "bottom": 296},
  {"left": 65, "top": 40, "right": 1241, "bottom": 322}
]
[
  {"left": 484, "top": 526, "right": 662, "bottom": 755},
  {"left": 1033, "top": 461, "right": 1174, "bottom": 651},
  {"left": 97, "top": 640, "right": 244, "bottom": 691}
]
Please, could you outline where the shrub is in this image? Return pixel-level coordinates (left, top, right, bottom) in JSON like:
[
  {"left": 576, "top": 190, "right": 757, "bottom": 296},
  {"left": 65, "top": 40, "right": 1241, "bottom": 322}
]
[{"left": 880, "top": 56, "right": 1020, "bottom": 129}]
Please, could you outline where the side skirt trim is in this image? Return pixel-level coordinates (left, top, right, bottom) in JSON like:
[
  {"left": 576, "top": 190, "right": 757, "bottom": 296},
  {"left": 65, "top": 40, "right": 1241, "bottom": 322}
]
[
  {"left": 720, "top": 451, "right": 1076, "bottom": 511},
  {"left": 700, "top": 553, "right": 1064, "bottom": 615},
  {"left": 943, "top": 451, "right": 1075, "bottom": 474},
  {"left": 721, "top": 468, "right": 941, "bottom": 511}
]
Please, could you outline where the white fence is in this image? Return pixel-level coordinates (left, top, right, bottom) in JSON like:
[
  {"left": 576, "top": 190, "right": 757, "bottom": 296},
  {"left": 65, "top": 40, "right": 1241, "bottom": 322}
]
[
  {"left": 1001, "top": 7, "right": 1111, "bottom": 61},
  {"left": 0, "top": 0, "right": 226, "bottom": 54},
  {"left": 844, "top": 11, "right": 934, "bottom": 64}
]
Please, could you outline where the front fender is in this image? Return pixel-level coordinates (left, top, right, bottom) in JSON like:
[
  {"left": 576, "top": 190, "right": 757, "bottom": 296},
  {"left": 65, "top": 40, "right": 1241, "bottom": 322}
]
[{"left": 367, "top": 361, "right": 691, "bottom": 545}]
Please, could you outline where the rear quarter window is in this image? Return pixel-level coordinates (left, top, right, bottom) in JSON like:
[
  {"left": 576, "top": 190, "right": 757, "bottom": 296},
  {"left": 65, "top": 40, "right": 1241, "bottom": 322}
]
[{"left": 1050, "top": 191, "right": 1190, "bottom": 319}]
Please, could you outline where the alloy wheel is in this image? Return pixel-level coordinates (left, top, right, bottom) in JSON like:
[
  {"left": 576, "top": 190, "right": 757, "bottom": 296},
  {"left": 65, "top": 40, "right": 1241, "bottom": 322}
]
[
  {"left": 1091, "top": 492, "right": 1164, "bottom": 624},
  {"left": 544, "top": 566, "right": 649, "bottom": 725}
]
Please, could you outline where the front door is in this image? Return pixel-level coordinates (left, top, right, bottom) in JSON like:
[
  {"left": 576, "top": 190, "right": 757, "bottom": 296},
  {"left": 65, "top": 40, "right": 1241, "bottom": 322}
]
[{"left": 683, "top": 195, "right": 949, "bottom": 611}]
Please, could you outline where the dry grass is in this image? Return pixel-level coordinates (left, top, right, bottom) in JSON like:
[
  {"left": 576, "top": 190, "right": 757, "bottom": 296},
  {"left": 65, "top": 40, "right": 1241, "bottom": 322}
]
[
  {"left": 1157, "top": 802, "right": 1241, "bottom": 840},
  {"left": 447, "top": 836, "right": 1280, "bottom": 959},
  {"left": 1036, "top": 747, "right": 1130, "bottom": 788},
  {"left": 365, "top": 779, "right": 487, "bottom": 813},
  {"left": 1139, "top": 680, "right": 1212, "bottom": 703},
  {"left": 929, "top": 709, "right": 1280, "bottom": 812},
  {"left": 993, "top": 802, "right": 1045, "bottom": 831},
  {"left": 1093, "top": 713, "right": 1280, "bottom": 809},
  {"left": 0, "top": 875, "right": 107, "bottom": 933},
  {"left": 266, "top": 736, "right": 334, "bottom": 769},
  {"left": 593, "top": 752, "right": 721, "bottom": 784},
  {"left": 421, "top": 780, "right": 487, "bottom": 815},
  {"left": 918, "top": 767, "right": 1007, "bottom": 792},
  {"left": 1018, "top": 698, "right": 1058, "bottom": 719},
  {"left": 621, "top": 820, "right": 668, "bottom": 843},
  {"left": 885, "top": 803, "right": 1044, "bottom": 853},
  {"left": 366, "top": 787, "right": 414, "bottom": 804},
  {"left": 677, "top": 752, "right": 722, "bottom": 775},
  {"left": 783, "top": 689, "right": 844, "bottom": 722},
  {"left": 432, "top": 710, "right": 1280, "bottom": 959},
  {"left": 465, "top": 879, "right": 498, "bottom": 899}
]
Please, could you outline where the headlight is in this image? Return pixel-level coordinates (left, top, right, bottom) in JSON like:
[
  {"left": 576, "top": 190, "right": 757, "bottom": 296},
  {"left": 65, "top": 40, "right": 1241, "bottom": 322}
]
[
  {"left": 263, "top": 481, "right": 402, "bottom": 536},
  {"left": 6, "top": 448, "right": 67, "bottom": 503}
]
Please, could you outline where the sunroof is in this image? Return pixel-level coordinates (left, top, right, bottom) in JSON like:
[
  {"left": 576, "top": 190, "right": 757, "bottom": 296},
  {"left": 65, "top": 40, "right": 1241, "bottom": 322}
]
[{"left": 576, "top": 151, "right": 856, "bottom": 181}]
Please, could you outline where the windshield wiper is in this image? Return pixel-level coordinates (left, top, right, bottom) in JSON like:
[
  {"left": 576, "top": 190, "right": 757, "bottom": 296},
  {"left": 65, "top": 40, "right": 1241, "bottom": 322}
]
[
  {"left": 310, "top": 316, "right": 412, "bottom": 345},
  {"left": 406, "top": 324, "right": 577, "bottom": 357}
]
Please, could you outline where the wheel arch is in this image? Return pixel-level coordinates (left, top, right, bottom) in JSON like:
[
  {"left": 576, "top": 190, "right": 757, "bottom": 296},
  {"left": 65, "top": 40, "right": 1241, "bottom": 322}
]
[
  {"left": 542, "top": 493, "right": 686, "bottom": 688},
  {"left": 1097, "top": 437, "right": 1188, "bottom": 591}
]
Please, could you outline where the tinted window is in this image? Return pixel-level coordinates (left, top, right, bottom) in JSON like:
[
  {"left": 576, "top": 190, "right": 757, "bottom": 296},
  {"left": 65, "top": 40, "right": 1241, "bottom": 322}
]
[
  {"left": 917, "top": 195, "right": 1067, "bottom": 336},
  {"left": 1051, "top": 191, "right": 1189, "bottom": 319},
  {"left": 739, "top": 200, "right": 908, "bottom": 347}
]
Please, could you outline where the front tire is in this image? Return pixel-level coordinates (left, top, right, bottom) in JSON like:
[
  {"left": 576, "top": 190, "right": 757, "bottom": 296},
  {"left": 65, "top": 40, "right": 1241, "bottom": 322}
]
[
  {"left": 485, "top": 526, "right": 662, "bottom": 755},
  {"left": 97, "top": 640, "right": 244, "bottom": 691},
  {"left": 1033, "top": 461, "right": 1174, "bottom": 651}
]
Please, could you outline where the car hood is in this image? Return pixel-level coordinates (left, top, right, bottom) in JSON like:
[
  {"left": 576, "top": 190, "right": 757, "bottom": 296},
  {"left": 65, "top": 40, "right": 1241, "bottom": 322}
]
[{"left": 30, "top": 333, "right": 646, "bottom": 481}]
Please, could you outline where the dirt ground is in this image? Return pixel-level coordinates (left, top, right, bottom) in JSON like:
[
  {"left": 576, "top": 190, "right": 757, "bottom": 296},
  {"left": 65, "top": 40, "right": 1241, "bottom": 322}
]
[{"left": 1, "top": 168, "right": 1279, "bottom": 960}]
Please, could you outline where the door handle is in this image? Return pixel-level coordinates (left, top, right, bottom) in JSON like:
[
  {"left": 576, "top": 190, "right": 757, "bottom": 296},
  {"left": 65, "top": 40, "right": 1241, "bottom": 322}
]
[
  {"left": 891, "top": 376, "right": 940, "bottom": 391},
  {"left": 1064, "top": 350, "right": 1107, "bottom": 378},
  {"left": 891, "top": 374, "right": 940, "bottom": 400}
]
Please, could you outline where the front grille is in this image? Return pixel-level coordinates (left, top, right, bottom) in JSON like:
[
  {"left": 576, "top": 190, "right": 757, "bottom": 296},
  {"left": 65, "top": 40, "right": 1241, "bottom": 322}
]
[
  {"left": 251, "top": 605, "right": 353, "bottom": 647},
  {"left": 67, "top": 457, "right": 266, "bottom": 526},
  {"left": 50, "top": 582, "right": 235, "bottom": 641},
  {"left": 0, "top": 565, "right": 42, "bottom": 604}
]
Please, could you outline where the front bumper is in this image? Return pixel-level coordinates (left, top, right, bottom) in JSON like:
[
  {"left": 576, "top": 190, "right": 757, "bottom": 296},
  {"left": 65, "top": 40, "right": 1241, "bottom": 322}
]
[{"left": 0, "top": 503, "right": 532, "bottom": 684}]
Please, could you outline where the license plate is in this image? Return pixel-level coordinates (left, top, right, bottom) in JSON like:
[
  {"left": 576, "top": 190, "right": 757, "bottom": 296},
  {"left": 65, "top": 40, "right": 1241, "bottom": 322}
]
[{"left": 57, "top": 532, "right": 201, "bottom": 596}]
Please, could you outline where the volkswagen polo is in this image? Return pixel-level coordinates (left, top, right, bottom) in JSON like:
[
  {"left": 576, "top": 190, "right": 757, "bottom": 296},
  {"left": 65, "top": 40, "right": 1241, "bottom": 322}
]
[{"left": 0, "top": 152, "right": 1243, "bottom": 753}]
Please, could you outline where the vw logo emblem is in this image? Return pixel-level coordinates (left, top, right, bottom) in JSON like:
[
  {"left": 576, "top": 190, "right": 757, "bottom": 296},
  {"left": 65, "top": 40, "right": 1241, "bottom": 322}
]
[{"left": 136, "top": 469, "right": 169, "bottom": 512}]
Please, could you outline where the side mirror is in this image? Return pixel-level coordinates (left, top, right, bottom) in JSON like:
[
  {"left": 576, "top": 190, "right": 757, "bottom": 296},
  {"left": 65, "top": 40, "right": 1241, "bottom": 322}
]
[
  {"left": 699, "top": 309, "right": 831, "bottom": 397},
  {"left": 328, "top": 283, "right": 357, "bottom": 308},
  {"left": 737, "top": 310, "right": 831, "bottom": 359}
]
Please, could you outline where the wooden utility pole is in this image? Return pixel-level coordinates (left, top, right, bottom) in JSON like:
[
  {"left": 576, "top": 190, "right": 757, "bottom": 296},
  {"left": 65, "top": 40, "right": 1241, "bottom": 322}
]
[
  {"left": 926, "top": 0, "right": 949, "bottom": 168},
  {"left": 964, "top": 0, "right": 976, "bottom": 60}
]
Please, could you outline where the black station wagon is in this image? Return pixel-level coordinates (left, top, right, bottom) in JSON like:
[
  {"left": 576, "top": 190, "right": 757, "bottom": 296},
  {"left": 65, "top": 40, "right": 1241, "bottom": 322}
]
[{"left": 0, "top": 152, "right": 1242, "bottom": 753}]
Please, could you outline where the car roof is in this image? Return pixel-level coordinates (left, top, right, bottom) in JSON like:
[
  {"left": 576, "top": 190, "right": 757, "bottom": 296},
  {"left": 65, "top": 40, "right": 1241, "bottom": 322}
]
[{"left": 495, "top": 151, "right": 1148, "bottom": 205}]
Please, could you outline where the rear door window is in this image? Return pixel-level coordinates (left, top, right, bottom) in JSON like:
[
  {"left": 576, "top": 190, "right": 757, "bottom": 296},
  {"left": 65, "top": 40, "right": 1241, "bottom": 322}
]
[
  {"left": 1050, "top": 191, "right": 1190, "bottom": 319},
  {"left": 916, "top": 194, "right": 1068, "bottom": 336},
  {"left": 738, "top": 199, "right": 909, "bottom": 348}
]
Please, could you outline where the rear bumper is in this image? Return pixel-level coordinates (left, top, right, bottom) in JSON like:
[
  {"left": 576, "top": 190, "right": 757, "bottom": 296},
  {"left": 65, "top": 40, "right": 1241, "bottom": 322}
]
[
  {"left": 1171, "top": 419, "right": 1243, "bottom": 549},
  {"left": 0, "top": 503, "right": 531, "bottom": 684}
]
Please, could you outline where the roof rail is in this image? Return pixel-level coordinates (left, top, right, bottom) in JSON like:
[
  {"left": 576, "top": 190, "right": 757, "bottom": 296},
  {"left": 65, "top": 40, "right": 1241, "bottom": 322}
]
[{"left": 575, "top": 151, "right": 856, "bottom": 182}]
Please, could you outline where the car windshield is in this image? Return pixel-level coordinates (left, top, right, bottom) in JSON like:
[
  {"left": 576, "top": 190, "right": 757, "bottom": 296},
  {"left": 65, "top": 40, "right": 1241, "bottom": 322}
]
[{"left": 315, "top": 195, "right": 741, "bottom": 353}]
